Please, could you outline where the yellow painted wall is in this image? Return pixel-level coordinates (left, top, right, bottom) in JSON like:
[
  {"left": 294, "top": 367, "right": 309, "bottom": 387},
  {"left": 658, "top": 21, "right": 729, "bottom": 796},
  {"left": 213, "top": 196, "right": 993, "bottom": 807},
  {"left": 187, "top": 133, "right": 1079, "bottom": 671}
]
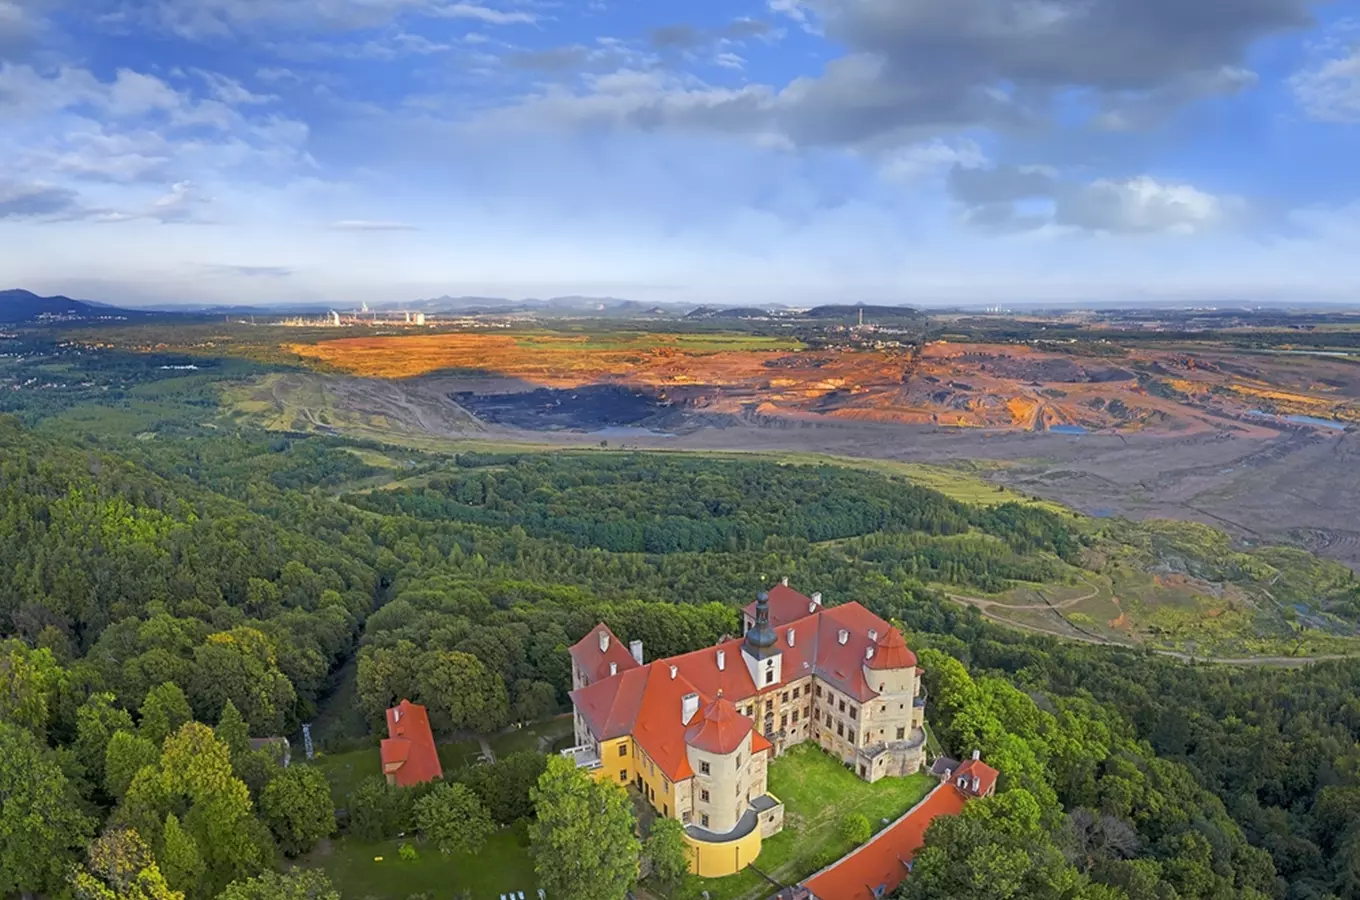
[
  {"left": 633, "top": 743, "right": 679, "bottom": 818},
  {"left": 685, "top": 828, "right": 763, "bottom": 877},
  {"left": 593, "top": 736, "right": 633, "bottom": 785}
]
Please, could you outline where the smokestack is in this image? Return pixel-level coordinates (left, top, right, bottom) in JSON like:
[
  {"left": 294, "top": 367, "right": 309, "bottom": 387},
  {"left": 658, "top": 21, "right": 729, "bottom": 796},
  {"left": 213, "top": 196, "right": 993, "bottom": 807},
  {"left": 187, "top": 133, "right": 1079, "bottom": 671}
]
[
  {"left": 716, "top": 649, "right": 726, "bottom": 671},
  {"left": 669, "top": 665, "right": 678, "bottom": 680},
  {"left": 787, "top": 628, "right": 795, "bottom": 647},
  {"left": 609, "top": 662, "right": 618, "bottom": 677},
  {"left": 629, "top": 640, "right": 644, "bottom": 665},
  {"left": 868, "top": 629, "right": 878, "bottom": 641},
  {"left": 972, "top": 749, "right": 981, "bottom": 761},
  {"left": 598, "top": 630, "right": 610, "bottom": 653},
  {"left": 812, "top": 592, "right": 822, "bottom": 606},
  {"left": 838, "top": 629, "right": 849, "bottom": 645},
  {"left": 682, "top": 693, "right": 700, "bottom": 725},
  {"left": 781, "top": 576, "right": 789, "bottom": 586},
  {"left": 865, "top": 647, "right": 874, "bottom": 661}
]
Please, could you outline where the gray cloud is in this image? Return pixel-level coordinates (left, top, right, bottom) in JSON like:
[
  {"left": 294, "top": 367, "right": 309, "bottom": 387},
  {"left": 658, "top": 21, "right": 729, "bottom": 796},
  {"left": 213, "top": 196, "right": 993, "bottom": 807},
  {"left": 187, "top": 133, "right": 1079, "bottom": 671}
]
[
  {"left": 489, "top": 0, "right": 1317, "bottom": 152},
  {"left": 0, "top": 180, "right": 83, "bottom": 219},
  {"left": 650, "top": 18, "right": 772, "bottom": 49}
]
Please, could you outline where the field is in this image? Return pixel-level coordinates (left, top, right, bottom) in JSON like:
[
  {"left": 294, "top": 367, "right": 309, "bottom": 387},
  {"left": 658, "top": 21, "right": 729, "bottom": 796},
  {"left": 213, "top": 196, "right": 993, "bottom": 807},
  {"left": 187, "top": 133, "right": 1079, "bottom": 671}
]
[
  {"left": 306, "top": 829, "right": 535, "bottom": 900},
  {"left": 671, "top": 745, "right": 935, "bottom": 900}
]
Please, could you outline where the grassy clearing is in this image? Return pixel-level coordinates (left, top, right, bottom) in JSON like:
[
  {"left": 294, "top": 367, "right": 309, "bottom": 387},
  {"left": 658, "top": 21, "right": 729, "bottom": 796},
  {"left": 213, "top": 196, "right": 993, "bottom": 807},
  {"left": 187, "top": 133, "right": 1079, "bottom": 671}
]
[
  {"left": 305, "top": 829, "right": 536, "bottom": 900},
  {"left": 489, "top": 716, "right": 574, "bottom": 758},
  {"left": 675, "top": 745, "right": 934, "bottom": 900}
]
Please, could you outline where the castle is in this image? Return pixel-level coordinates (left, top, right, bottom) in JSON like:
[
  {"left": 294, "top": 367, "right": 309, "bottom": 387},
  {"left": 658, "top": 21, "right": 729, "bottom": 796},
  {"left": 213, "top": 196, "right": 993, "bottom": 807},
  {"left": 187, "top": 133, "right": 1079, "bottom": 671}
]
[{"left": 562, "top": 583, "right": 928, "bottom": 877}]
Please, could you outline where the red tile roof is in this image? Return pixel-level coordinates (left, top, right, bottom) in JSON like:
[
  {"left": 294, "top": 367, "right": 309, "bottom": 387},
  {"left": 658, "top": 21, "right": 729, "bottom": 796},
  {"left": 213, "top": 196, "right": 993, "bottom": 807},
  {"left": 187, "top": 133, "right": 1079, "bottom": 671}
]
[
  {"left": 381, "top": 700, "right": 442, "bottom": 787},
  {"left": 866, "top": 629, "right": 917, "bottom": 670},
  {"left": 684, "top": 696, "right": 753, "bottom": 755},
  {"left": 569, "top": 623, "right": 641, "bottom": 685},
  {"left": 743, "top": 584, "right": 822, "bottom": 628},
  {"left": 952, "top": 757, "right": 999, "bottom": 797},
  {"left": 803, "top": 784, "right": 968, "bottom": 900}
]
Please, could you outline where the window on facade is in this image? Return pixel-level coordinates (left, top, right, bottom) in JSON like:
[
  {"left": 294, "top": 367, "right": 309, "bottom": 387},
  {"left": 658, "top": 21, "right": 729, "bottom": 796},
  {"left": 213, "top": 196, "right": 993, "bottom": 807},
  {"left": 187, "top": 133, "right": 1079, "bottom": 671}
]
[
  {"left": 815, "top": 685, "right": 822, "bottom": 697},
  {"left": 701, "top": 789, "right": 710, "bottom": 803},
  {"left": 792, "top": 710, "right": 799, "bottom": 724},
  {"left": 649, "top": 761, "right": 655, "bottom": 776},
  {"left": 663, "top": 778, "right": 670, "bottom": 792},
  {"left": 793, "top": 687, "right": 801, "bottom": 699},
  {"left": 702, "top": 814, "right": 710, "bottom": 828},
  {"left": 837, "top": 722, "right": 844, "bottom": 737},
  {"left": 619, "top": 770, "right": 627, "bottom": 782},
  {"left": 782, "top": 691, "right": 789, "bottom": 703},
  {"left": 896, "top": 726, "right": 906, "bottom": 740},
  {"left": 683, "top": 811, "right": 692, "bottom": 824},
  {"left": 700, "top": 761, "right": 710, "bottom": 775},
  {"left": 838, "top": 699, "right": 846, "bottom": 713},
  {"left": 849, "top": 706, "right": 858, "bottom": 720},
  {"left": 826, "top": 713, "right": 833, "bottom": 726},
  {"left": 618, "top": 745, "right": 627, "bottom": 756},
  {"left": 737, "top": 755, "right": 743, "bottom": 768},
  {"left": 848, "top": 729, "right": 855, "bottom": 743},
  {"left": 781, "top": 714, "right": 788, "bottom": 728},
  {"left": 765, "top": 670, "right": 775, "bottom": 685},
  {"left": 663, "top": 804, "right": 668, "bottom": 816}
]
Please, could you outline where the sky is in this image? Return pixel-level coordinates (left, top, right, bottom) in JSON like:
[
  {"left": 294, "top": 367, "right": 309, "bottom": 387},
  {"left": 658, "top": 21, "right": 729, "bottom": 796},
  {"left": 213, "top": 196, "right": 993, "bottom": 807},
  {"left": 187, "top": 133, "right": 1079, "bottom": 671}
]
[{"left": 1, "top": 0, "right": 1359, "bottom": 307}]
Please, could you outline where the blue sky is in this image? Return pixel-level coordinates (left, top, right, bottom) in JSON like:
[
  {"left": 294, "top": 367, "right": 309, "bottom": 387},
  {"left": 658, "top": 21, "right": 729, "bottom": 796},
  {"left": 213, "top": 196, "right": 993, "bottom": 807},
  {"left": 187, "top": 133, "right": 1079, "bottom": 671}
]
[{"left": 1, "top": 0, "right": 1358, "bottom": 306}]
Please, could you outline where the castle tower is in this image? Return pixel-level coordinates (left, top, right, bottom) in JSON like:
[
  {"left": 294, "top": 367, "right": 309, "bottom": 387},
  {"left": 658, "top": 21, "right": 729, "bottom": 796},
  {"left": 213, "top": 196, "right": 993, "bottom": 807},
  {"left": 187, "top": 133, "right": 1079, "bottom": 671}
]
[{"left": 742, "top": 592, "right": 782, "bottom": 690}]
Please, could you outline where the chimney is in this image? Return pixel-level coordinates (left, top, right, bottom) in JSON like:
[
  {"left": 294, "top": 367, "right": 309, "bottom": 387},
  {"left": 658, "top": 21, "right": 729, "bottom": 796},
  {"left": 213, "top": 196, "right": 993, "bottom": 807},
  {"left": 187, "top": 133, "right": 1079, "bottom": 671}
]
[
  {"left": 682, "top": 693, "right": 700, "bottom": 725},
  {"left": 808, "top": 601, "right": 817, "bottom": 614},
  {"left": 972, "top": 775, "right": 981, "bottom": 793},
  {"left": 598, "top": 630, "right": 610, "bottom": 653},
  {"left": 609, "top": 662, "right": 618, "bottom": 677},
  {"left": 629, "top": 639, "right": 644, "bottom": 665},
  {"left": 865, "top": 647, "right": 875, "bottom": 661},
  {"left": 669, "top": 665, "right": 678, "bottom": 680},
  {"left": 781, "top": 576, "right": 789, "bottom": 587},
  {"left": 972, "top": 749, "right": 981, "bottom": 761},
  {"left": 868, "top": 628, "right": 878, "bottom": 641},
  {"left": 393, "top": 706, "right": 402, "bottom": 723},
  {"left": 716, "top": 649, "right": 726, "bottom": 671},
  {"left": 812, "top": 592, "right": 822, "bottom": 606},
  {"left": 838, "top": 628, "right": 849, "bottom": 645},
  {"left": 787, "top": 627, "right": 795, "bottom": 647}
]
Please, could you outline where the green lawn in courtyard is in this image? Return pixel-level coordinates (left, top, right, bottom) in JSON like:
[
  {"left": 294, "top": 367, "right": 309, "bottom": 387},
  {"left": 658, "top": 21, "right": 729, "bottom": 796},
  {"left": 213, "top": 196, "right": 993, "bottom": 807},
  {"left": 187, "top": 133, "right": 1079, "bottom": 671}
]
[
  {"left": 304, "top": 830, "right": 536, "bottom": 900},
  {"left": 489, "top": 715, "right": 574, "bottom": 758},
  {"left": 673, "top": 744, "right": 935, "bottom": 900}
]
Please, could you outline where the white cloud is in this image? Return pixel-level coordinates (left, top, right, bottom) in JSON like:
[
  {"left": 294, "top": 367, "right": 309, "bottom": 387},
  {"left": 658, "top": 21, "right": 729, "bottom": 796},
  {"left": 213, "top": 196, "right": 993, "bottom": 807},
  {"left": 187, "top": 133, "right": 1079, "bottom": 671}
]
[
  {"left": 329, "top": 219, "right": 419, "bottom": 230},
  {"left": 433, "top": 3, "right": 535, "bottom": 25},
  {"left": 1055, "top": 176, "right": 1238, "bottom": 235},
  {"left": 149, "top": 180, "right": 212, "bottom": 222},
  {"left": 1291, "top": 27, "right": 1360, "bottom": 123},
  {"left": 879, "top": 138, "right": 986, "bottom": 183}
]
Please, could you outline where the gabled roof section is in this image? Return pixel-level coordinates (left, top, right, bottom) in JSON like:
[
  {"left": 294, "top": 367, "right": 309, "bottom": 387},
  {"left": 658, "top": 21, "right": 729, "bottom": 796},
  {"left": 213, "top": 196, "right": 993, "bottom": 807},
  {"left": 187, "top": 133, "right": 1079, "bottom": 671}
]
[
  {"left": 569, "top": 665, "right": 649, "bottom": 740},
  {"left": 569, "top": 623, "right": 640, "bottom": 686},
  {"left": 813, "top": 604, "right": 901, "bottom": 702},
  {"left": 381, "top": 700, "right": 442, "bottom": 787},
  {"left": 743, "top": 583, "right": 821, "bottom": 629},
  {"left": 953, "top": 756, "right": 1000, "bottom": 797}
]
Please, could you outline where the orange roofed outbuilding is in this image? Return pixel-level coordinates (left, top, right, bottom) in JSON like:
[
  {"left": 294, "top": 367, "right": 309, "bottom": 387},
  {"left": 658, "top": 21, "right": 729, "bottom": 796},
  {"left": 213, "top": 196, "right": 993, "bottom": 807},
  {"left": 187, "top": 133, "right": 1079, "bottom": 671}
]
[{"left": 381, "top": 699, "right": 443, "bottom": 787}]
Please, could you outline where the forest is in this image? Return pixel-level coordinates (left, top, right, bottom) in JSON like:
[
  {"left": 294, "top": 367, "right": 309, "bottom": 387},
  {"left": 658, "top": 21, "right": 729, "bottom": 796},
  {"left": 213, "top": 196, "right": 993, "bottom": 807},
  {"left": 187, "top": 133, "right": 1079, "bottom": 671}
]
[{"left": 2, "top": 339, "right": 1360, "bottom": 900}]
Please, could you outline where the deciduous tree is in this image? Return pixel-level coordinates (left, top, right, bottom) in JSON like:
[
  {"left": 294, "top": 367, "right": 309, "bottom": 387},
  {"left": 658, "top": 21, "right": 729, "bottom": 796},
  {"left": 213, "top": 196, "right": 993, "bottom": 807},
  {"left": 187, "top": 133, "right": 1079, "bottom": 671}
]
[
  {"left": 643, "top": 818, "right": 690, "bottom": 896},
  {"left": 0, "top": 721, "right": 94, "bottom": 897},
  {"left": 259, "top": 766, "right": 336, "bottom": 857},
  {"left": 415, "top": 781, "right": 494, "bottom": 857},
  {"left": 529, "top": 756, "right": 639, "bottom": 900}
]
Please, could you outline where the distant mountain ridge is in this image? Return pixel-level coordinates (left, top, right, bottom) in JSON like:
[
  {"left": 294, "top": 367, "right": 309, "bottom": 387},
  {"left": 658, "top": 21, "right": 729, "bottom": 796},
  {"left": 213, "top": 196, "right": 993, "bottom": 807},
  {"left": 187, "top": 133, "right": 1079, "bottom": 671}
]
[{"left": 0, "top": 289, "right": 111, "bottom": 324}]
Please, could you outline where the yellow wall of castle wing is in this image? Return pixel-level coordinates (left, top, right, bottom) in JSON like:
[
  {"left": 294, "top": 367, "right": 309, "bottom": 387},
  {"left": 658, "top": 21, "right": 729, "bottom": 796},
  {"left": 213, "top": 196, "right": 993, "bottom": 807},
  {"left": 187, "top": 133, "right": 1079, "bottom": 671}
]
[{"left": 684, "top": 827, "right": 763, "bottom": 878}]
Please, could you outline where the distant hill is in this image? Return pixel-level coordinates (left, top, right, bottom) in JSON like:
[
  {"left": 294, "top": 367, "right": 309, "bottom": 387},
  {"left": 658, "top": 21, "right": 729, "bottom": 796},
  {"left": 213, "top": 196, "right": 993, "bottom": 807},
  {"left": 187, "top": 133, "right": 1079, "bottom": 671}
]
[
  {"left": 685, "top": 306, "right": 776, "bottom": 320},
  {"left": 0, "top": 289, "right": 141, "bottom": 324},
  {"left": 805, "top": 304, "right": 921, "bottom": 321}
]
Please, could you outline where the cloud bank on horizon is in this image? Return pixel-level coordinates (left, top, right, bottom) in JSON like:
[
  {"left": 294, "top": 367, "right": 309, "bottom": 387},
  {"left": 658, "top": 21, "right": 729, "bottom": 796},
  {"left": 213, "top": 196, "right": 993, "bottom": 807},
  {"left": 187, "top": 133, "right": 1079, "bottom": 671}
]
[{"left": 1, "top": 0, "right": 1358, "bottom": 305}]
